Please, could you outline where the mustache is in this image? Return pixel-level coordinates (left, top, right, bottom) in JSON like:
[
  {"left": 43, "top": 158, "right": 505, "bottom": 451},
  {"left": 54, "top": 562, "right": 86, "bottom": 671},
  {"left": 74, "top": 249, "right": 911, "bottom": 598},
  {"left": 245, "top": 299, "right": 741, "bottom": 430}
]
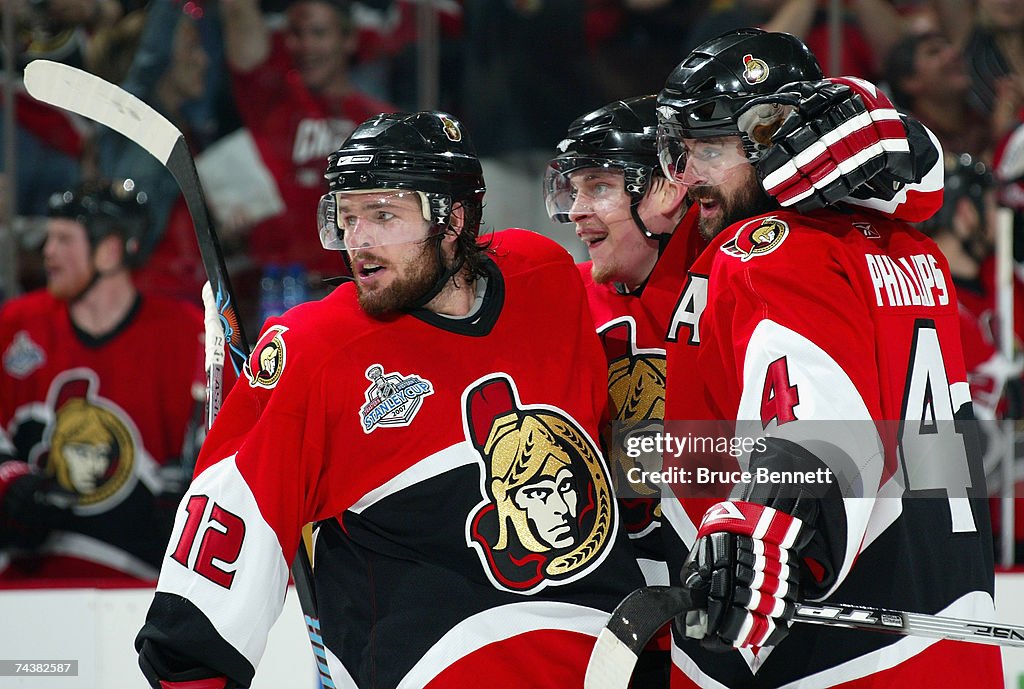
[{"left": 687, "top": 186, "right": 724, "bottom": 204}]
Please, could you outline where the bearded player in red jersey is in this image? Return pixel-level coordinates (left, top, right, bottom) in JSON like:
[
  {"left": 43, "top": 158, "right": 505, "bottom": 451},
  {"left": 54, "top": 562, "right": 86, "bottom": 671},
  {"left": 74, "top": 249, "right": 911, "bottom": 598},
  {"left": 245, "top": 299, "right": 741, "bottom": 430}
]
[
  {"left": 547, "top": 81, "right": 952, "bottom": 687},
  {"left": 0, "top": 179, "right": 207, "bottom": 583},
  {"left": 655, "top": 28, "right": 1002, "bottom": 687},
  {"left": 135, "top": 111, "right": 646, "bottom": 689}
]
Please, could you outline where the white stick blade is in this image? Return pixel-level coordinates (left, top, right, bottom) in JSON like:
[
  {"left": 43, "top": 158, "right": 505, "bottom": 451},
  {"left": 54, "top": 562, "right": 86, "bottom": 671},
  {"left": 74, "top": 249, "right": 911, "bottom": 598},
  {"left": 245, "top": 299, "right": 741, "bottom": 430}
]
[
  {"left": 584, "top": 628, "right": 641, "bottom": 689},
  {"left": 24, "top": 59, "right": 181, "bottom": 164}
]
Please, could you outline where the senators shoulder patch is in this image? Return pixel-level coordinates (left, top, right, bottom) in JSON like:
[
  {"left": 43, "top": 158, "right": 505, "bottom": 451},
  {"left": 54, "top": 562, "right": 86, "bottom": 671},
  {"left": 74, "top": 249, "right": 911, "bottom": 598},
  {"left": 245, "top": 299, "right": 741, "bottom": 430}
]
[
  {"left": 721, "top": 216, "right": 789, "bottom": 261},
  {"left": 245, "top": 325, "right": 289, "bottom": 389}
]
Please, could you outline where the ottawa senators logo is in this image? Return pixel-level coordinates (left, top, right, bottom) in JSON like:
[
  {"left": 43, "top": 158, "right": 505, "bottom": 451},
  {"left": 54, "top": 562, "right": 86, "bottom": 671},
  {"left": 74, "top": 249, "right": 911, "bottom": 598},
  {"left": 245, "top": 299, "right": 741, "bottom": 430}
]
[
  {"left": 722, "top": 216, "right": 789, "bottom": 261},
  {"left": 463, "top": 375, "right": 616, "bottom": 593},
  {"left": 742, "top": 53, "right": 770, "bottom": 85},
  {"left": 245, "top": 325, "right": 288, "bottom": 389},
  {"left": 42, "top": 370, "right": 138, "bottom": 508},
  {"left": 600, "top": 319, "right": 665, "bottom": 536}
]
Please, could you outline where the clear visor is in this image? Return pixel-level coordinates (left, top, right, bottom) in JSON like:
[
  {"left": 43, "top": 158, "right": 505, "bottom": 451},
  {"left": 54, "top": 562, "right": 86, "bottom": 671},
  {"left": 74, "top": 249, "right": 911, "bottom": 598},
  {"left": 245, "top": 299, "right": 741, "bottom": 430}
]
[
  {"left": 656, "top": 124, "right": 750, "bottom": 189},
  {"left": 317, "top": 189, "right": 432, "bottom": 250},
  {"left": 543, "top": 164, "right": 628, "bottom": 223}
]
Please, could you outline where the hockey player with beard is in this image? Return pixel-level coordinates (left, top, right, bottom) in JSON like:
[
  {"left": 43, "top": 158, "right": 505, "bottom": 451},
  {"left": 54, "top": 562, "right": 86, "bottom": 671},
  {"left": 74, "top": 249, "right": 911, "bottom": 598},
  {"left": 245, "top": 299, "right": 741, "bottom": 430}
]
[
  {"left": 544, "top": 90, "right": 946, "bottom": 575},
  {"left": 0, "top": 180, "right": 207, "bottom": 582},
  {"left": 548, "top": 83, "right": 952, "bottom": 688},
  {"left": 135, "top": 111, "right": 646, "bottom": 689},
  {"left": 655, "top": 28, "right": 1002, "bottom": 687}
]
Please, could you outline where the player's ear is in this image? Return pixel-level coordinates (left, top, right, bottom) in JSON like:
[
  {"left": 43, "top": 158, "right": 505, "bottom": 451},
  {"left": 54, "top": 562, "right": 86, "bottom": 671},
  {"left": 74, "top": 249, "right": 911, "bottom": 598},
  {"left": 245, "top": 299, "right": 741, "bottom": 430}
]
[
  {"left": 447, "top": 202, "right": 466, "bottom": 238},
  {"left": 648, "top": 177, "right": 688, "bottom": 218},
  {"left": 93, "top": 234, "right": 126, "bottom": 272}
]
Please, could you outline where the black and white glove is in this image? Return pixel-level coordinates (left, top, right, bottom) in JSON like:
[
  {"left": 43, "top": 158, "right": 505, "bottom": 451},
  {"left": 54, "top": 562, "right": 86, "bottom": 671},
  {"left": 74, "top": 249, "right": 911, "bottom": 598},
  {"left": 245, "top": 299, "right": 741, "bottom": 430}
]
[
  {"left": 739, "top": 77, "right": 915, "bottom": 213},
  {"left": 679, "top": 500, "right": 812, "bottom": 650},
  {"left": 0, "top": 461, "right": 76, "bottom": 549}
]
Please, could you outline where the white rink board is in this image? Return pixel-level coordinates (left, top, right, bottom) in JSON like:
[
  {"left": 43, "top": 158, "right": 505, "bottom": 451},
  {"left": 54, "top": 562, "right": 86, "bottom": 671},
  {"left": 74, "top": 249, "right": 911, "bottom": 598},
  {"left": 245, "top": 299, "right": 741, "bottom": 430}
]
[
  {"left": 2, "top": 577, "right": 1024, "bottom": 688},
  {"left": 996, "top": 571, "right": 1024, "bottom": 688},
  {"left": 0, "top": 586, "right": 318, "bottom": 689}
]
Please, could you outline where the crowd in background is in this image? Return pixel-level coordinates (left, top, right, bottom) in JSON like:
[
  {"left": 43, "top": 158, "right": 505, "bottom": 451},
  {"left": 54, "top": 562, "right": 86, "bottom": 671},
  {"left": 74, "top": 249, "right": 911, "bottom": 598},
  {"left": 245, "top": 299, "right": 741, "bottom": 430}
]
[{"left": 4, "top": 0, "right": 1024, "bottom": 562}]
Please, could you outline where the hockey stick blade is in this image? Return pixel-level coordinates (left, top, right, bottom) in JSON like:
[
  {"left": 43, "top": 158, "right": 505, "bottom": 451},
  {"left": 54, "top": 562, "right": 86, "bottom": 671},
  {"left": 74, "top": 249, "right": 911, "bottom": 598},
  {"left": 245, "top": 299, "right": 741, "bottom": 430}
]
[
  {"left": 585, "top": 585, "right": 696, "bottom": 689},
  {"left": 23, "top": 59, "right": 248, "bottom": 375}
]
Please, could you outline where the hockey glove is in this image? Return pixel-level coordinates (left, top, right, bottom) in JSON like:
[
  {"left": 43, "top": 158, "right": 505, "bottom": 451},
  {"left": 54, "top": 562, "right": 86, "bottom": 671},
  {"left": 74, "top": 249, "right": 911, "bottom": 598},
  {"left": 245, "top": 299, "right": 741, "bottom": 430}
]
[
  {"left": 739, "top": 77, "right": 913, "bottom": 212},
  {"left": 679, "top": 500, "right": 809, "bottom": 651},
  {"left": 0, "top": 461, "right": 75, "bottom": 549}
]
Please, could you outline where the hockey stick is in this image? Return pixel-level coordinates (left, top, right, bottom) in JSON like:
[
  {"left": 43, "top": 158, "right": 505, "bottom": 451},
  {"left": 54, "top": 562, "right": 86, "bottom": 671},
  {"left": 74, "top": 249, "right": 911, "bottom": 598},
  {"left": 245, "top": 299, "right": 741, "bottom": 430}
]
[
  {"left": 585, "top": 585, "right": 1024, "bottom": 689},
  {"left": 23, "top": 59, "right": 332, "bottom": 688},
  {"left": 24, "top": 61, "right": 248, "bottom": 393}
]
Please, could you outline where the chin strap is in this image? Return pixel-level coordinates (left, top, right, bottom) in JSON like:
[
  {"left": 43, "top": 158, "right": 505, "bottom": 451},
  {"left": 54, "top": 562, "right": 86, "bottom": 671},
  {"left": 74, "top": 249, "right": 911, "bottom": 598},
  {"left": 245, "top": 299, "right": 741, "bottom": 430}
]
[
  {"left": 612, "top": 205, "right": 672, "bottom": 296},
  {"left": 409, "top": 230, "right": 465, "bottom": 310}
]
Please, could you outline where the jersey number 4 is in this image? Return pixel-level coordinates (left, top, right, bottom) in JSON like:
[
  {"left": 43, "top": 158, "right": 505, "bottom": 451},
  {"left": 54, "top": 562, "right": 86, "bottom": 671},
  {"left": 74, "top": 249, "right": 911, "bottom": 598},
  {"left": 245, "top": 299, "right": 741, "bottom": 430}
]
[
  {"left": 170, "top": 494, "right": 246, "bottom": 588},
  {"left": 898, "top": 320, "right": 977, "bottom": 533}
]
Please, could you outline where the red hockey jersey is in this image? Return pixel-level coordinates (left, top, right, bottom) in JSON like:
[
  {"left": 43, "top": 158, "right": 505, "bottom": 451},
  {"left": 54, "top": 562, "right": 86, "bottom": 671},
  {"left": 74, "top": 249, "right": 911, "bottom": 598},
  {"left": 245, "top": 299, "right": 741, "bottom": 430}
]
[
  {"left": 663, "top": 208, "right": 1002, "bottom": 687},
  {"left": 0, "top": 291, "right": 205, "bottom": 582},
  {"left": 136, "top": 230, "right": 645, "bottom": 688},
  {"left": 579, "top": 208, "right": 706, "bottom": 582}
]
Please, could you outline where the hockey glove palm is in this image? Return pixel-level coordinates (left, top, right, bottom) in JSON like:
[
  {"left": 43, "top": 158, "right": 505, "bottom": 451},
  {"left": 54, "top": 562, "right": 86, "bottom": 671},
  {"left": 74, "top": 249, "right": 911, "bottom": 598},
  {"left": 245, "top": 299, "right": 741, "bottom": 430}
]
[
  {"left": 740, "top": 77, "right": 912, "bottom": 212},
  {"left": 679, "top": 500, "right": 807, "bottom": 651}
]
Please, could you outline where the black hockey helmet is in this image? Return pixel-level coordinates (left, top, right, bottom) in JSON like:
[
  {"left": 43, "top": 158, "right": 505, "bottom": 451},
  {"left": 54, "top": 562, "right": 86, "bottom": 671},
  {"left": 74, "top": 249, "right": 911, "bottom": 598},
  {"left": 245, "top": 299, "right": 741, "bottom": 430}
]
[
  {"left": 656, "top": 29, "right": 822, "bottom": 181},
  {"left": 47, "top": 178, "right": 150, "bottom": 267},
  {"left": 544, "top": 95, "right": 660, "bottom": 223},
  {"left": 320, "top": 111, "right": 486, "bottom": 248},
  {"left": 919, "top": 152, "right": 994, "bottom": 242}
]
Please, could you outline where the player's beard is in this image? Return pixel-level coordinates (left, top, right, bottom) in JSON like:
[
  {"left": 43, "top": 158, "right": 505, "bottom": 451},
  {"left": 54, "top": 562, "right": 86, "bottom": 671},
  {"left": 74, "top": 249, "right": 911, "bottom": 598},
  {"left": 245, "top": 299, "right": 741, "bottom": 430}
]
[
  {"left": 355, "top": 240, "right": 443, "bottom": 317},
  {"left": 690, "top": 174, "right": 777, "bottom": 242}
]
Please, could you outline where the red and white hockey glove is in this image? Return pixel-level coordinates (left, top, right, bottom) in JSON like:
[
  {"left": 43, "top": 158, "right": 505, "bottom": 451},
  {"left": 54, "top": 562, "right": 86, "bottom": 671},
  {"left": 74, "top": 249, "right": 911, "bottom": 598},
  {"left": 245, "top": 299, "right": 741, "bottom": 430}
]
[
  {"left": 680, "top": 500, "right": 807, "bottom": 650},
  {"left": 739, "top": 77, "right": 914, "bottom": 212}
]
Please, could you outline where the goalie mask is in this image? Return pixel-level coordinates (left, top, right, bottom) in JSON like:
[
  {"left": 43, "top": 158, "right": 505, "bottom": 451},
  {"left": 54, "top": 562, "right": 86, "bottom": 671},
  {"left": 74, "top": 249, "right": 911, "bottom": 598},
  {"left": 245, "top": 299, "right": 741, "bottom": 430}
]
[
  {"left": 655, "top": 28, "right": 822, "bottom": 188},
  {"left": 319, "top": 111, "right": 486, "bottom": 250},
  {"left": 47, "top": 178, "right": 150, "bottom": 268}
]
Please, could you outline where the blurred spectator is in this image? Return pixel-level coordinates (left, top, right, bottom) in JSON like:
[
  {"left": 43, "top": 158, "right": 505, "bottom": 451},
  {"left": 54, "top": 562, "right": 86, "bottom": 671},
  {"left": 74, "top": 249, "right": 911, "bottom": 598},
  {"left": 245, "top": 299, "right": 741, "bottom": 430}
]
[
  {"left": 221, "top": 0, "right": 395, "bottom": 281},
  {"left": 12, "top": 0, "right": 122, "bottom": 71},
  {"left": 459, "top": 0, "right": 605, "bottom": 251},
  {"left": 933, "top": 0, "right": 1024, "bottom": 142},
  {"left": 586, "top": 0, "right": 696, "bottom": 103},
  {"left": 93, "top": 0, "right": 214, "bottom": 304},
  {"left": 350, "top": 0, "right": 464, "bottom": 111},
  {"left": 681, "top": 0, "right": 907, "bottom": 80},
  {"left": 916, "top": 153, "right": 1024, "bottom": 559},
  {"left": 885, "top": 31, "right": 996, "bottom": 162},
  {"left": 0, "top": 179, "right": 208, "bottom": 583}
]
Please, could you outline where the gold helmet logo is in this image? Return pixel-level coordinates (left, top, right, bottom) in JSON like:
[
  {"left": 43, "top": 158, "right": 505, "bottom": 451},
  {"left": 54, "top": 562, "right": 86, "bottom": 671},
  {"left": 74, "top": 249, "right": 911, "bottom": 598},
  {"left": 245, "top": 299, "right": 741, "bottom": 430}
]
[
  {"left": 439, "top": 114, "right": 462, "bottom": 142},
  {"left": 742, "top": 53, "right": 770, "bottom": 85},
  {"left": 464, "top": 376, "right": 615, "bottom": 592}
]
